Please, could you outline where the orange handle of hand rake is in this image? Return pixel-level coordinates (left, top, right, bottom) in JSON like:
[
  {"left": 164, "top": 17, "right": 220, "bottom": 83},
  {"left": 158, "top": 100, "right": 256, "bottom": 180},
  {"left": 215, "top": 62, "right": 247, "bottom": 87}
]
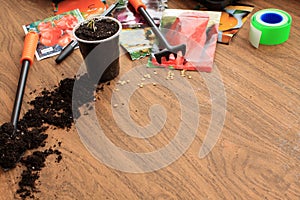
[
  {"left": 20, "top": 31, "right": 39, "bottom": 66},
  {"left": 128, "top": 0, "right": 146, "bottom": 13}
]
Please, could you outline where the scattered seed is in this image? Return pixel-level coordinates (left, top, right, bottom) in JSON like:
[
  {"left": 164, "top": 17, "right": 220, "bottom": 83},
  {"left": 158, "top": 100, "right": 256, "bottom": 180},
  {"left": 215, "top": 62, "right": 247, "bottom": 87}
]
[
  {"left": 152, "top": 82, "right": 157, "bottom": 86},
  {"left": 141, "top": 78, "right": 146, "bottom": 81},
  {"left": 126, "top": 80, "right": 130, "bottom": 83},
  {"left": 153, "top": 71, "right": 158, "bottom": 75},
  {"left": 144, "top": 74, "right": 151, "bottom": 79},
  {"left": 166, "top": 70, "right": 175, "bottom": 80},
  {"left": 181, "top": 70, "right": 186, "bottom": 77},
  {"left": 113, "top": 104, "right": 118, "bottom": 108},
  {"left": 188, "top": 75, "right": 192, "bottom": 79}
]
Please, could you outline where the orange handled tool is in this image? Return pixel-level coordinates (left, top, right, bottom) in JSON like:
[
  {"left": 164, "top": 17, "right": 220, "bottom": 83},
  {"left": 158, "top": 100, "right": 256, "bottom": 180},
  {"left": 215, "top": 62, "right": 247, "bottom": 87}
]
[
  {"left": 128, "top": 0, "right": 146, "bottom": 12},
  {"left": 128, "top": 0, "right": 186, "bottom": 64},
  {"left": 11, "top": 31, "right": 39, "bottom": 129}
]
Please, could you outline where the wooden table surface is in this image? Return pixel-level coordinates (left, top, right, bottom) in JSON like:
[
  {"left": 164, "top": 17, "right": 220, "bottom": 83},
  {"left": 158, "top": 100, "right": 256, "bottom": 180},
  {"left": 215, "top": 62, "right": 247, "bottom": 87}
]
[{"left": 0, "top": 0, "right": 299, "bottom": 199}]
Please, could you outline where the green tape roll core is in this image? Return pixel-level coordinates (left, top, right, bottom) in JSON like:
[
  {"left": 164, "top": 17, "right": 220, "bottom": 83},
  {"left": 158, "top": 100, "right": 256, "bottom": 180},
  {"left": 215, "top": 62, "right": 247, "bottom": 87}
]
[{"left": 251, "top": 9, "right": 292, "bottom": 45}]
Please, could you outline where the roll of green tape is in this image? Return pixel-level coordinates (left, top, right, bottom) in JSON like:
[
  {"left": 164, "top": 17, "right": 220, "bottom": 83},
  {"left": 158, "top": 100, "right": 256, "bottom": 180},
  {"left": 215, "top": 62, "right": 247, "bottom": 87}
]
[{"left": 249, "top": 9, "right": 292, "bottom": 48}]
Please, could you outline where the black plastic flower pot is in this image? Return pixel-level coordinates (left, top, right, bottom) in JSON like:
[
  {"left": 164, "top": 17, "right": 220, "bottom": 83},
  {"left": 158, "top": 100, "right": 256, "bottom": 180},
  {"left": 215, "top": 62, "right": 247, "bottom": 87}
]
[{"left": 73, "top": 16, "right": 122, "bottom": 83}]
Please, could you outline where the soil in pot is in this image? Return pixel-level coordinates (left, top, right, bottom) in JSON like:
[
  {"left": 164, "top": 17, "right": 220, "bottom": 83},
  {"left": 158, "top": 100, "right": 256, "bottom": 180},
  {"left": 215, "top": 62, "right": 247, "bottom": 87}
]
[{"left": 75, "top": 18, "right": 119, "bottom": 41}]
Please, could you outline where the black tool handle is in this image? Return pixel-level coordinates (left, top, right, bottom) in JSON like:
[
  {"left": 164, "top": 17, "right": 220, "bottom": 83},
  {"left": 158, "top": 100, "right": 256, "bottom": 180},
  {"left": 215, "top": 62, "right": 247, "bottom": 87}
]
[
  {"left": 11, "top": 61, "right": 30, "bottom": 129},
  {"left": 11, "top": 32, "right": 39, "bottom": 129},
  {"left": 55, "top": 40, "right": 78, "bottom": 64},
  {"left": 137, "top": 7, "right": 172, "bottom": 50}
]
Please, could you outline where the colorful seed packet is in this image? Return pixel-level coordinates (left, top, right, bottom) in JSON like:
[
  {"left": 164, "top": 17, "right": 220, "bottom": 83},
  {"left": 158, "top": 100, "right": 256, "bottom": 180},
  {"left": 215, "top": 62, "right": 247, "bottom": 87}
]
[
  {"left": 22, "top": 9, "right": 84, "bottom": 61},
  {"left": 217, "top": 4, "right": 254, "bottom": 44},
  {"left": 120, "top": 27, "right": 156, "bottom": 60}
]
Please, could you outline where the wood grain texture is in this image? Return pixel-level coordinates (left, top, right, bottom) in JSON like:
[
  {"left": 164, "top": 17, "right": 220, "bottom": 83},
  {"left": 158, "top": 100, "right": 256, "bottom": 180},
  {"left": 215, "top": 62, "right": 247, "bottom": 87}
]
[{"left": 0, "top": 0, "right": 299, "bottom": 199}]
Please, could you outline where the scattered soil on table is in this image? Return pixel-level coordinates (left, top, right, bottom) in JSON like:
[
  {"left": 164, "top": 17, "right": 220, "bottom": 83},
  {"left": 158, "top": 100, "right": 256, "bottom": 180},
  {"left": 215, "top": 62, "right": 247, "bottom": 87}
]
[
  {"left": 75, "top": 18, "right": 119, "bottom": 41},
  {"left": 0, "top": 74, "right": 105, "bottom": 199},
  {"left": 16, "top": 148, "right": 62, "bottom": 199}
]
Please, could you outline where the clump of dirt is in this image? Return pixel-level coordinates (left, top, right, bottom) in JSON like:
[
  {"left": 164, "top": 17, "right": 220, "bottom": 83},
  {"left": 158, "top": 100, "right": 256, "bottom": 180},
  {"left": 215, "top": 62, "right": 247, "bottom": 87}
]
[
  {"left": 0, "top": 74, "right": 104, "bottom": 199},
  {"left": 0, "top": 122, "right": 48, "bottom": 170},
  {"left": 0, "top": 78, "right": 75, "bottom": 170},
  {"left": 20, "top": 77, "right": 75, "bottom": 130},
  {"left": 16, "top": 148, "right": 62, "bottom": 199},
  {"left": 75, "top": 18, "right": 119, "bottom": 41}
]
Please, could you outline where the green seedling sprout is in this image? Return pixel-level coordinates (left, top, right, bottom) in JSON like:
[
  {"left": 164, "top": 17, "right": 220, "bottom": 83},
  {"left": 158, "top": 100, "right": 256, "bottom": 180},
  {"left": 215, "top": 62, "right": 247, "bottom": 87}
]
[{"left": 87, "top": 19, "right": 97, "bottom": 32}]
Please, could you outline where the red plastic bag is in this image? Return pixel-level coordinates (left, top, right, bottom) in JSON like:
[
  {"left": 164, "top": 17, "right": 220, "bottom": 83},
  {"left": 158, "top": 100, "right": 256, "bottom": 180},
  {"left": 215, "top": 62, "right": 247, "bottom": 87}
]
[{"left": 149, "top": 9, "right": 221, "bottom": 72}]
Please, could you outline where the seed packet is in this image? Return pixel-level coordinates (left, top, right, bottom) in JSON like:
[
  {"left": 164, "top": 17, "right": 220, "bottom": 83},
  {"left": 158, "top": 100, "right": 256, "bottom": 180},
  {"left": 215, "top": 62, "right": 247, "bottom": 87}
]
[
  {"left": 148, "top": 9, "right": 221, "bottom": 72},
  {"left": 120, "top": 27, "right": 156, "bottom": 60},
  {"left": 217, "top": 4, "right": 254, "bottom": 44},
  {"left": 53, "top": 0, "right": 107, "bottom": 19},
  {"left": 22, "top": 9, "right": 84, "bottom": 61}
]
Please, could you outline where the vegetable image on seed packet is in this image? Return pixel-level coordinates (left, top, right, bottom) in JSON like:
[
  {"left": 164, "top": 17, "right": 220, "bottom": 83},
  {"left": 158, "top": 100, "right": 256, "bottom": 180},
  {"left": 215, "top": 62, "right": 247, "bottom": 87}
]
[
  {"left": 22, "top": 9, "right": 84, "bottom": 61},
  {"left": 148, "top": 9, "right": 221, "bottom": 72}
]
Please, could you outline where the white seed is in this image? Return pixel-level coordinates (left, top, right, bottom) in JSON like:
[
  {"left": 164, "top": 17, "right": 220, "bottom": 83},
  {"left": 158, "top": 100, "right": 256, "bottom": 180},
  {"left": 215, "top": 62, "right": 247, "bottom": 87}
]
[
  {"left": 141, "top": 78, "right": 146, "bottom": 81},
  {"left": 153, "top": 71, "right": 158, "bottom": 75},
  {"left": 188, "top": 75, "right": 192, "bottom": 79},
  {"left": 114, "top": 88, "right": 119, "bottom": 91},
  {"left": 139, "top": 83, "right": 144, "bottom": 88},
  {"left": 126, "top": 80, "right": 130, "bottom": 83},
  {"left": 181, "top": 70, "right": 186, "bottom": 77},
  {"left": 152, "top": 82, "right": 157, "bottom": 86},
  {"left": 113, "top": 104, "right": 118, "bottom": 108},
  {"left": 168, "top": 71, "right": 174, "bottom": 76}
]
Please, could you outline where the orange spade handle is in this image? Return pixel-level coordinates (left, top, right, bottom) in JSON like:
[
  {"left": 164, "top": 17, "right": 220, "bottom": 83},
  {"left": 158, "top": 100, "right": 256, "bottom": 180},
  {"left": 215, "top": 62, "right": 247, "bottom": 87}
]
[
  {"left": 128, "top": 0, "right": 146, "bottom": 13},
  {"left": 20, "top": 31, "right": 39, "bottom": 66}
]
